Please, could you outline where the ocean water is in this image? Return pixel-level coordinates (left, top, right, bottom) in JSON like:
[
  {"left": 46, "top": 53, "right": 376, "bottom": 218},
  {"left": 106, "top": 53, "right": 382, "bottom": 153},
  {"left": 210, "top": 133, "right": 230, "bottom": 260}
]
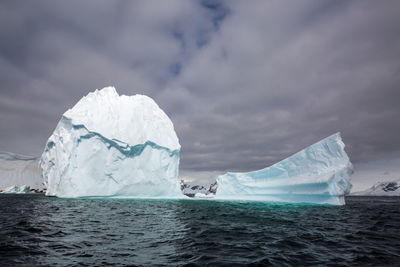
[{"left": 0, "top": 195, "right": 399, "bottom": 266}]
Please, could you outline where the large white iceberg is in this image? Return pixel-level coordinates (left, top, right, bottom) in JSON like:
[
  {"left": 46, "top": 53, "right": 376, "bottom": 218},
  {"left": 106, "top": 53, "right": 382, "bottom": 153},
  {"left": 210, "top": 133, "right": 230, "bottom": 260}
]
[
  {"left": 216, "top": 133, "right": 353, "bottom": 205},
  {"left": 40, "top": 87, "right": 182, "bottom": 198}
]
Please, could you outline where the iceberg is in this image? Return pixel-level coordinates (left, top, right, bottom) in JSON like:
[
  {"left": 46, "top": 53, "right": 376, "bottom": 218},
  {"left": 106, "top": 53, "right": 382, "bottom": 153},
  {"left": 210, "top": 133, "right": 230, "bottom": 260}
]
[
  {"left": 40, "top": 87, "right": 182, "bottom": 198},
  {"left": 216, "top": 133, "right": 353, "bottom": 205}
]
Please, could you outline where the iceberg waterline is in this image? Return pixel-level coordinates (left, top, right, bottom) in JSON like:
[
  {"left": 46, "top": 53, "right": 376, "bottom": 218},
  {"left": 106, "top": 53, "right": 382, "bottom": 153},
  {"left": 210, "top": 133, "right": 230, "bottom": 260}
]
[
  {"left": 216, "top": 133, "right": 353, "bottom": 205},
  {"left": 40, "top": 87, "right": 182, "bottom": 198}
]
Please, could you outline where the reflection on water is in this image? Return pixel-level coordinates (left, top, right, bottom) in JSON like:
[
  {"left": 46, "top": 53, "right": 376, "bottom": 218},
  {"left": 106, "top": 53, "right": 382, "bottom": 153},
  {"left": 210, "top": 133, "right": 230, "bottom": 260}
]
[{"left": 0, "top": 195, "right": 399, "bottom": 265}]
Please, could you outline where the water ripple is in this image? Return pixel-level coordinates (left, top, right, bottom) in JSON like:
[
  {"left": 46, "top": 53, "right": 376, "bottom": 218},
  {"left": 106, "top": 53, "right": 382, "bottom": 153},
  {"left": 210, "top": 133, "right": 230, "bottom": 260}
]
[{"left": 0, "top": 195, "right": 399, "bottom": 266}]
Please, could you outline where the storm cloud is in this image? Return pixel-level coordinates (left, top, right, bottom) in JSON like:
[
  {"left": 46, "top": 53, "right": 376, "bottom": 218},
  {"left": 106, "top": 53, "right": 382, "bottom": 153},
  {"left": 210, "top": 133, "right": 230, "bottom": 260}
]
[{"left": 1, "top": 0, "right": 400, "bottom": 180}]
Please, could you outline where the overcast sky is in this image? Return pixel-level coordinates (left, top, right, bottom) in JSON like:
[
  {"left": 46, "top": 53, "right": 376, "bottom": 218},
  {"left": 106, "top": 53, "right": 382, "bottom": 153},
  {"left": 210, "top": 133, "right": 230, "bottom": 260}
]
[{"left": 1, "top": 1, "right": 400, "bottom": 188}]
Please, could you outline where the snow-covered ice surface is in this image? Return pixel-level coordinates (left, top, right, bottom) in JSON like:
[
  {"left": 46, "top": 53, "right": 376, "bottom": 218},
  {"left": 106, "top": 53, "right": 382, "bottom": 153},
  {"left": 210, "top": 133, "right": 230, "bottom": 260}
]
[
  {"left": 216, "top": 133, "right": 353, "bottom": 205},
  {"left": 194, "top": 192, "right": 214, "bottom": 198},
  {"left": 0, "top": 152, "right": 43, "bottom": 190},
  {"left": 40, "top": 87, "right": 182, "bottom": 198},
  {"left": 0, "top": 184, "right": 31, "bottom": 194},
  {"left": 351, "top": 180, "right": 400, "bottom": 196}
]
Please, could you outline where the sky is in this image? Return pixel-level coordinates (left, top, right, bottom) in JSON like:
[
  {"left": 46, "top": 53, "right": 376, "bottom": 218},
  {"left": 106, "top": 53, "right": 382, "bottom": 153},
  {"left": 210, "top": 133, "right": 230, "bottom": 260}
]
[{"left": 1, "top": 0, "right": 400, "bottom": 190}]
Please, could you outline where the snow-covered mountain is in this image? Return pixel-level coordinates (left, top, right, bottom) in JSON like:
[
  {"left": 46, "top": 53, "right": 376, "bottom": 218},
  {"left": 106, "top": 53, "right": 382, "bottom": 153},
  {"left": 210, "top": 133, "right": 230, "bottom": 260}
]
[
  {"left": 0, "top": 151, "right": 43, "bottom": 191},
  {"left": 180, "top": 180, "right": 217, "bottom": 197},
  {"left": 0, "top": 185, "right": 32, "bottom": 194},
  {"left": 351, "top": 180, "right": 400, "bottom": 196}
]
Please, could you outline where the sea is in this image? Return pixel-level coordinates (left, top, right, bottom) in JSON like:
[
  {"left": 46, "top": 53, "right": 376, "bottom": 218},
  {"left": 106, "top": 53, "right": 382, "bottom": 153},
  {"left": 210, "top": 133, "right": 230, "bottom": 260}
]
[{"left": 0, "top": 195, "right": 399, "bottom": 266}]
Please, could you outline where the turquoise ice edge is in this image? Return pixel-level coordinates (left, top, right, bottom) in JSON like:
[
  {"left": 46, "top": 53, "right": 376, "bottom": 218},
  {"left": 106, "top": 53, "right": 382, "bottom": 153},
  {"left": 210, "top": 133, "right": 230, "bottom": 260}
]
[
  {"left": 46, "top": 116, "right": 180, "bottom": 158},
  {"left": 47, "top": 195, "right": 343, "bottom": 206}
]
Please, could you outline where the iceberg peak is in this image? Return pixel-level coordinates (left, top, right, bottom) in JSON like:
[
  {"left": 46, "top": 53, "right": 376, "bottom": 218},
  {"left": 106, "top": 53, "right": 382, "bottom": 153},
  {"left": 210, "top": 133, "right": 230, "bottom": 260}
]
[{"left": 64, "top": 86, "right": 180, "bottom": 151}]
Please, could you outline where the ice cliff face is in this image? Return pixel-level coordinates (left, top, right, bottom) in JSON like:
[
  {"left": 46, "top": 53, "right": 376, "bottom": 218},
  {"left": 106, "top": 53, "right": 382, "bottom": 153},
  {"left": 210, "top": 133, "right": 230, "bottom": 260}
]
[
  {"left": 0, "top": 152, "right": 43, "bottom": 190},
  {"left": 40, "top": 87, "right": 182, "bottom": 198},
  {"left": 216, "top": 133, "right": 353, "bottom": 205}
]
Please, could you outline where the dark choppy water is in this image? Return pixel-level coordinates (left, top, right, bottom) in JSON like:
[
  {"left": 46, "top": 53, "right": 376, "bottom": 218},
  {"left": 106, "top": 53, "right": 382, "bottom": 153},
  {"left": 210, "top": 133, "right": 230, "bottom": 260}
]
[{"left": 0, "top": 195, "right": 399, "bottom": 266}]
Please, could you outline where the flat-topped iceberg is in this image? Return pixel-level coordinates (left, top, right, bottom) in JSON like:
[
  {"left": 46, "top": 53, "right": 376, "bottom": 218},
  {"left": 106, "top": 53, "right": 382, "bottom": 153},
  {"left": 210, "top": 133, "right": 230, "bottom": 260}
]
[
  {"left": 40, "top": 87, "right": 182, "bottom": 198},
  {"left": 216, "top": 133, "right": 353, "bottom": 205}
]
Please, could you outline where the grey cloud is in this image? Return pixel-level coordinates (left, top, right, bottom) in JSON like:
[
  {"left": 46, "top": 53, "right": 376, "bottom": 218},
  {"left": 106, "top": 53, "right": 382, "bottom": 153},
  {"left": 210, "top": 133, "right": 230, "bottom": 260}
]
[
  {"left": 169, "top": 0, "right": 400, "bottom": 172},
  {"left": 0, "top": 0, "right": 399, "bottom": 180}
]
